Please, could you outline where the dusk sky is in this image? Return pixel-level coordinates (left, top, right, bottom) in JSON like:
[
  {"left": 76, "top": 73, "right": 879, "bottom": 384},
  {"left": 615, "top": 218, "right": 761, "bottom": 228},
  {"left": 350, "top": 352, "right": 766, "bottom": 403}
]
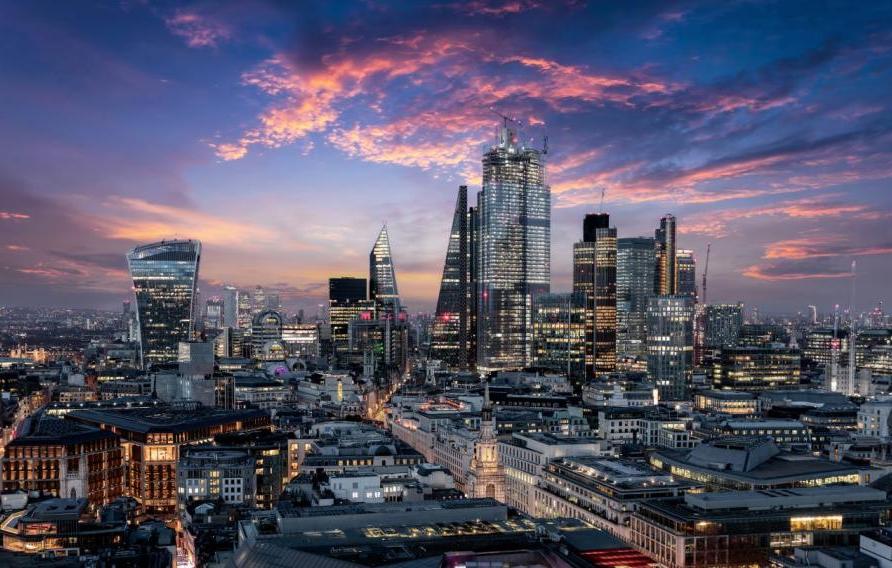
[{"left": 2, "top": 0, "right": 891, "bottom": 315}]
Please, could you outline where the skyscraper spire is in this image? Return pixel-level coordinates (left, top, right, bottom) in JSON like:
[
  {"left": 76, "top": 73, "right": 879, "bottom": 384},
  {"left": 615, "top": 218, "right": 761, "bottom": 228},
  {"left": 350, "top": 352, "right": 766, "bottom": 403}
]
[
  {"left": 369, "top": 224, "right": 401, "bottom": 316},
  {"left": 431, "top": 185, "right": 474, "bottom": 369}
]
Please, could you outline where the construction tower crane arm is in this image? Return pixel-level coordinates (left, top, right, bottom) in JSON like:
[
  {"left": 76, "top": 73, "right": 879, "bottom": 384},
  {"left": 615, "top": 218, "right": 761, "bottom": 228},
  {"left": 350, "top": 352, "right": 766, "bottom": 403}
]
[{"left": 701, "top": 243, "right": 711, "bottom": 304}]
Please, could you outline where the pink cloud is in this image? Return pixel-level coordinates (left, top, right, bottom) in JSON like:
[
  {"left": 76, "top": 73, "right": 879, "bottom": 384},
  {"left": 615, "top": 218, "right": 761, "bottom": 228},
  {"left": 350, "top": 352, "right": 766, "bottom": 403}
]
[
  {"left": 0, "top": 211, "right": 30, "bottom": 220},
  {"left": 165, "top": 9, "right": 231, "bottom": 48}
]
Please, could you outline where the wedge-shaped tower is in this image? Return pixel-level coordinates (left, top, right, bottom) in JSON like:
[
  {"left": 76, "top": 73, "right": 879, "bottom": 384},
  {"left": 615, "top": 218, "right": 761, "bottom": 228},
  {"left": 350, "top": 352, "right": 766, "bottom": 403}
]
[
  {"left": 369, "top": 224, "right": 401, "bottom": 316},
  {"left": 431, "top": 186, "right": 473, "bottom": 369}
]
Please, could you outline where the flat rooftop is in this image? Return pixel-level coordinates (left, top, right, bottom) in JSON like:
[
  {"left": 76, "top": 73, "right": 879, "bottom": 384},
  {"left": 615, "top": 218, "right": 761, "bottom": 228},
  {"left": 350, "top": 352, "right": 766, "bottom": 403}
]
[
  {"left": 685, "top": 486, "right": 886, "bottom": 511},
  {"left": 278, "top": 498, "right": 502, "bottom": 519},
  {"left": 69, "top": 405, "right": 267, "bottom": 434}
]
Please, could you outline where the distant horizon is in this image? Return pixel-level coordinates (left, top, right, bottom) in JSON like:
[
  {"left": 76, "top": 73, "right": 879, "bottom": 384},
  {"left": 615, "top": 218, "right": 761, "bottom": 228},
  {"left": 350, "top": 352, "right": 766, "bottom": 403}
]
[{"left": 2, "top": 2, "right": 891, "bottom": 315}]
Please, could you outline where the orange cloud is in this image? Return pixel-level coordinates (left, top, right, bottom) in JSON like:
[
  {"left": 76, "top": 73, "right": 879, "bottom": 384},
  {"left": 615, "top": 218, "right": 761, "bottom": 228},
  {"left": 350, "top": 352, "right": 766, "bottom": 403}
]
[
  {"left": 5, "top": 244, "right": 29, "bottom": 251},
  {"left": 763, "top": 238, "right": 892, "bottom": 260},
  {"left": 742, "top": 264, "right": 852, "bottom": 281}
]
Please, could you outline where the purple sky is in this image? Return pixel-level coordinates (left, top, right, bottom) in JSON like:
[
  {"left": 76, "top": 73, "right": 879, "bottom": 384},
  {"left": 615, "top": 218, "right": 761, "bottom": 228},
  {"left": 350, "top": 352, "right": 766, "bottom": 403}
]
[{"left": 1, "top": 1, "right": 891, "bottom": 315}]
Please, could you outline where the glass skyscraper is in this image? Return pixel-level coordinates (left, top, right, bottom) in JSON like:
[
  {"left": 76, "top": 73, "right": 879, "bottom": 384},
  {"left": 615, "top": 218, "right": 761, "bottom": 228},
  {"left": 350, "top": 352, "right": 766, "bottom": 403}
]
[
  {"left": 655, "top": 214, "right": 677, "bottom": 295},
  {"left": 573, "top": 213, "right": 616, "bottom": 377},
  {"left": 647, "top": 295, "right": 694, "bottom": 400},
  {"left": 617, "top": 237, "right": 656, "bottom": 359},
  {"left": 431, "top": 185, "right": 475, "bottom": 370},
  {"left": 532, "top": 292, "right": 586, "bottom": 386},
  {"left": 676, "top": 249, "right": 696, "bottom": 298},
  {"left": 369, "top": 224, "right": 401, "bottom": 317},
  {"left": 126, "top": 239, "right": 201, "bottom": 367},
  {"left": 476, "top": 121, "right": 550, "bottom": 371}
]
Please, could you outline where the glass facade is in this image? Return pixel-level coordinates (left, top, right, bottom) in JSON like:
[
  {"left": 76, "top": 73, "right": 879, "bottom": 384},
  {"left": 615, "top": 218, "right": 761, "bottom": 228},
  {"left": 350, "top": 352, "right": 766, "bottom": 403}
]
[
  {"left": 704, "top": 303, "right": 744, "bottom": 349},
  {"left": 647, "top": 295, "right": 694, "bottom": 400},
  {"left": 431, "top": 185, "right": 474, "bottom": 369},
  {"left": 617, "top": 237, "right": 656, "bottom": 360},
  {"left": 676, "top": 249, "right": 696, "bottom": 297},
  {"left": 655, "top": 214, "right": 677, "bottom": 295},
  {"left": 369, "top": 225, "right": 401, "bottom": 316},
  {"left": 477, "top": 123, "right": 550, "bottom": 370},
  {"left": 573, "top": 214, "right": 616, "bottom": 377},
  {"left": 532, "top": 292, "right": 586, "bottom": 385},
  {"left": 126, "top": 240, "right": 201, "bottom": 367}
]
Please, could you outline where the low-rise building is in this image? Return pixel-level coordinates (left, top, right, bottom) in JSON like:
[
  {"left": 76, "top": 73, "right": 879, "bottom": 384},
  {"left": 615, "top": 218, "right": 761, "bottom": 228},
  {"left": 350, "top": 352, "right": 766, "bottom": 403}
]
[
  {"left": 631, "top": 486, "right": 892, "bottom": 568},
  {"left": 694, "top": 390, "right": 760, "bottom": 415},
  {"left": 177, "top": 448, "right": 256, "bottom": 508}
]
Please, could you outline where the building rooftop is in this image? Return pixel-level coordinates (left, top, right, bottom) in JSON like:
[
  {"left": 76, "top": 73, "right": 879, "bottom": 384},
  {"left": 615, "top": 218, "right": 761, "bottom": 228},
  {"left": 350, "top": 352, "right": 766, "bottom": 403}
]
[
  {"left": 278, "top": 498, "right": 502, "bottom": 519},
  {"left": 684, "top": 486, "right": 886, "bottom": 511},
  {"left": 8, "top": 415, "right": 116, "bottom": 447},
  {"left": 69, "top": 405, "right": 267, "bottom": 434}
]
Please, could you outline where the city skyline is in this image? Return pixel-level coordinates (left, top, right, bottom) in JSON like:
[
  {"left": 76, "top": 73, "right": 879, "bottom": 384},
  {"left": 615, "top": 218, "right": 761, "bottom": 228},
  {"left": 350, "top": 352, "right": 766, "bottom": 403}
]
[{"left": 2, "top": 1, "right": 892, "bottom": 314}]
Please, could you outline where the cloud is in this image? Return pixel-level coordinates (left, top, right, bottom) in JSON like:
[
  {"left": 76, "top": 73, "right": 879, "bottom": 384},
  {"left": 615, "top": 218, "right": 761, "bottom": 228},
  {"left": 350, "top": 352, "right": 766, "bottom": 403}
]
[
  {"left": 763, "top": 238, "right": 892, "bottom": 260},
  {"left": 0, "top": 211, "right": 30, "bottom": 220},
  {"left": 165, "top": 9, "right": 231, "bottom": 48},
  {"left": 742, "top": 261, "right": 854, "bottom": 281},
  {"left": 5, "top": 244, "right": 29, "bottom": 251}
]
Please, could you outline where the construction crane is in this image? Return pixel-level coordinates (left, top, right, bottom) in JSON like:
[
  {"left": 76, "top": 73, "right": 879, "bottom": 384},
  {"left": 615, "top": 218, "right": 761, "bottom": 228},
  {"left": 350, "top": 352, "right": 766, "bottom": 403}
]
[
  {"left": 701, "top": 243, "right": 712, "bottom": 305},
  {"left": 599, "top": 187, "right": 606, "bottom": 213},
  {"left": 848, "top": 260, "right": 857, "bottom": 394}
]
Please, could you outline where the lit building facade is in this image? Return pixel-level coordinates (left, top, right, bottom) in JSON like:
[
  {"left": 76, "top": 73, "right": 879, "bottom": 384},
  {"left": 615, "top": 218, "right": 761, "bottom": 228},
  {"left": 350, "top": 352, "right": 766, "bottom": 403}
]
[
  {"left": 531, "top": 292, "right": 586, "bottom": 387},
  {"left": 573, "top": 213, "right": 617, "bottom": 376},
  {"left": 251, "top": 309, "right": 284, "bottom": 360},
  {"left": 655, "top": 214, "right": 677, "bottom": 295},
  {"left": 369, "top": 224, "right": 401, "bottom": 316},
  {"left": 431, "top": 185, "right": 476, "bottom": 370},
  {"left": 126, "top": 239, "right": 201, "bottom": 367},
  {"left": 477, "top": 121, "right": 549, "bottom": 371},
  {"left": 1, "top": 418, "right": 124, "bottom": 506},
  {"left": 69, "top": 405, "right": 270, "bottom": 515},
  {"left": 617, "top": 237, "right": 656, "bottom": 360},
  {"left": 329, "top": 277, "right": 374, "bottom": 351},
  {"left": 647, "top": 295, "right": 694, "bottom": 400},
  {"left": 713, "top": 346, "right": 801, "bottom": 390},
  {"left": 704, "top": 303, "right": 744, "bottom": 350},
  {"left": 676, "top": 249, "right": 696, "bottom": 298}
]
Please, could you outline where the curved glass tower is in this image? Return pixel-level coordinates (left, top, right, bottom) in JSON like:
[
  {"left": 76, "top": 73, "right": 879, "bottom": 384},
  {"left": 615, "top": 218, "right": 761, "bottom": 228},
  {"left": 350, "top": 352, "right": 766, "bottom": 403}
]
[
  {"left": 369, "top": 225, "right": 401, "bottom": 317},
  {"left": 126, "top": 240, "right": 201, "bottom": 367}
]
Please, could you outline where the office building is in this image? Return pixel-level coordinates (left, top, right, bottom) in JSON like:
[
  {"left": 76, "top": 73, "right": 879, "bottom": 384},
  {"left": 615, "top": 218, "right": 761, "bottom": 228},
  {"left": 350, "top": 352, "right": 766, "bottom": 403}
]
[
  {"left": 534, "top": 457, "right": 694, "bottom": 541},
  {"left": 125, "top": 239, "right": 201, "bottom": 367},
  {"left": 69, "top": 405, "right": 270, "bottom": 515},
  {"left": 177, "top": 448, "right": 256, "bottom": 507},
  {"left": 617, "top": 237, "right": 655, "bottom": 359},
  {"left": 650, "top": 437, "right": 872, "bottom": 491},
  {"left": 704, "top": 303, "right": 744, "bottom": 349},
  {"left": 204, "top": 297, "right": 224, "bottom": 329},
  {"left": 281, "top": 322, "right": 320, "bottom": 359},
  {"left": 573, "top": 213, "right": 617, "bottom": 376},
  {"left": 369, "top": 224, "right": 401, "bottom": 316},
  {"left": 476, "top": 119, "right": 549, "bottom": 371},
  {"left": 328, "top": 277, "right": 374, "bottom": 350},
  {"left": 531, "top": 292, "right": 586, "bottom": 386},
  {"left": 222, "top": 284, "right": 239, "bottom": 328},
  {"left": 631, "top": 487, "right": 892, "bottom": 568},
  {"left": 431, "top": 185, "right": 475, "bottom": 370},
  {"left": 655, "top": 214, "right": 677, "bottom": 295},
  {"left": 1, "top": 417, "right": 124, "bottom": 506},
  {"left": 647, "top": 295, "right": 694, "bottom": 400},
  {"left": 251, "top": 309, "right": 284, "bottom": 360},
  {"left": 676, "top": 249, "right": 696, "bottom": 297},
  {"left": 713, "top": 346, "right": 801, "bottom": 390}
]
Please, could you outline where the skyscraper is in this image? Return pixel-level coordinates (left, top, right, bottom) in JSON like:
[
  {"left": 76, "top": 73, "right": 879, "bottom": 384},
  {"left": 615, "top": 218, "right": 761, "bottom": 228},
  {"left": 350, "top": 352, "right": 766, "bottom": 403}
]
[
  {"left": 676, "top": 249, "right": 696, "bottom": 298},
  {"left": 477, "top": 120, "right": 550, "bottom": 371},
  {"left": 655, "top": 214, "right": 677, "bottom": 295},
  {"left": 531, "top": 292, "right": 586, "bottom": 385},
  {"left": 205, "top": 297, "right": 224, "bottom": 330},
  {"left": 126, "top": 239, "right": 201, "bottom": 367},
  {"left": 705, "top": 303, "right": 744, "bottom": 350},
  {"left": 573, "top": 213, "right": 617, "bottom": 377},
  {"left": 617, "top": 237, "right": 656, "bottom": 360},
  {"left": 329, "top": 277, "right": 373, "bottom": 350},
  {"left": 647, "top": 295, "right": 694, "bottom": 400},
  {"left": 222, "top": 285, "right": 238, "bottom": 328},
  {"left": 369, "top": 224, "right": 401, "bottom": 317},
  {"left": 431, "top": 185, "right": 475, "bottom": 369}
]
